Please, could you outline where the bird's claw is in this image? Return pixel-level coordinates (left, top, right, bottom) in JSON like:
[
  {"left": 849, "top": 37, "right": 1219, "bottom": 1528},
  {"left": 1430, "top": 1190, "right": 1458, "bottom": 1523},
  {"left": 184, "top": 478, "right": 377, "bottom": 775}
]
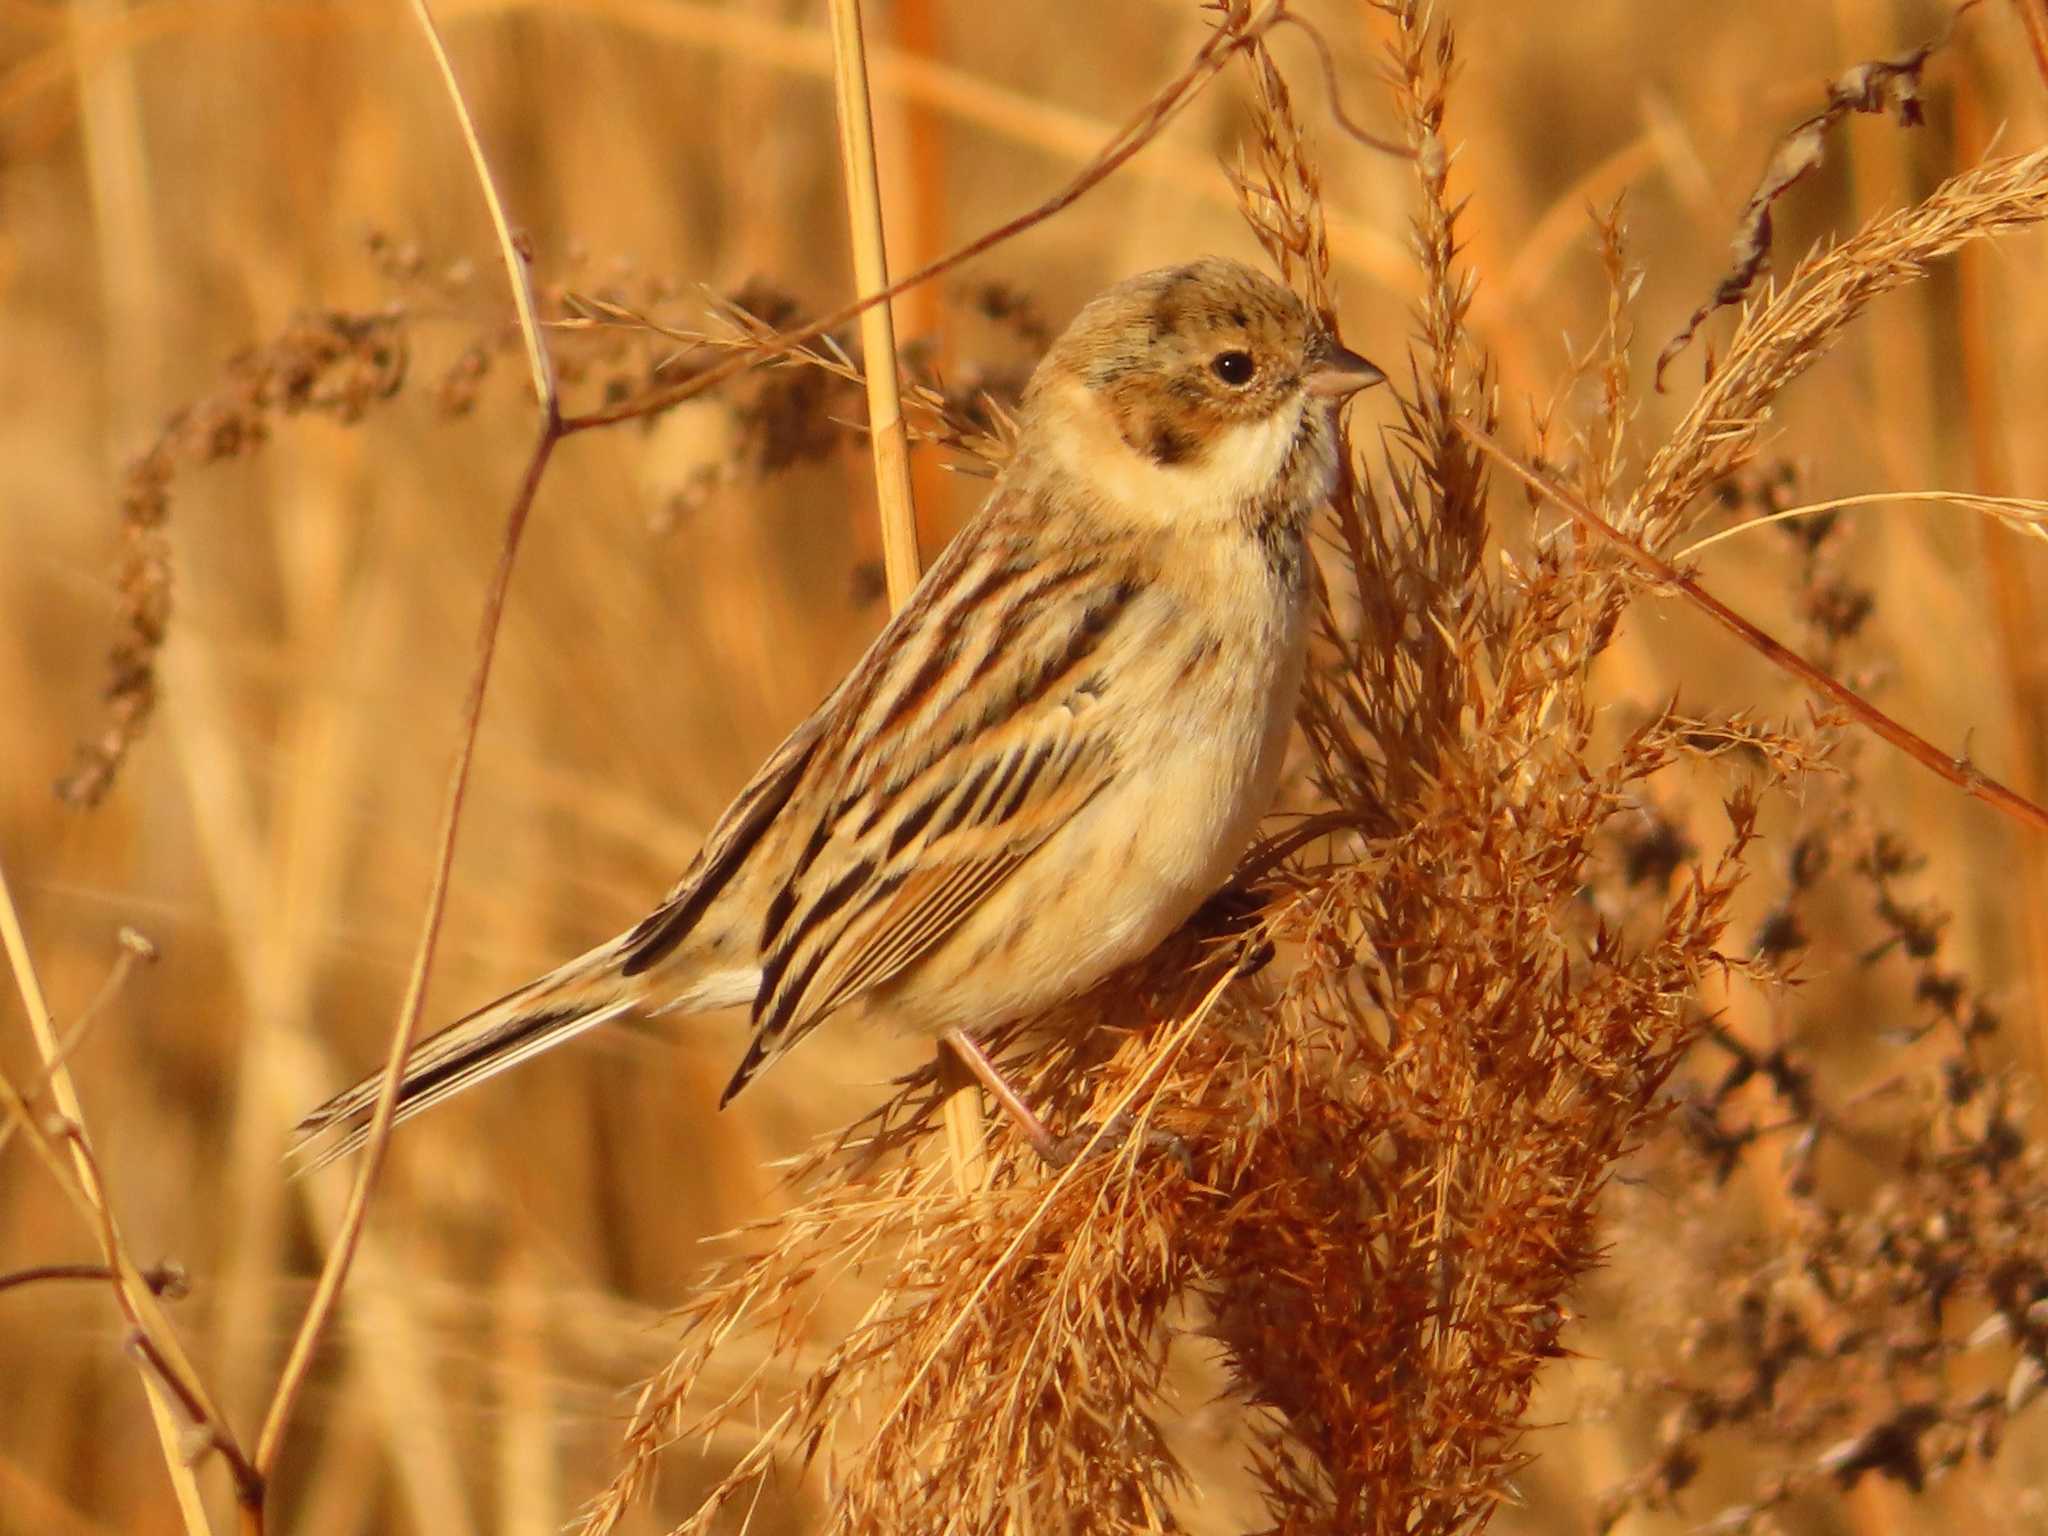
[
  {"left": 1190, "top": 885, "right": 1277, "bottom": 978},
  {"left": 1047, "top": 1111, "right": 1194, "bottom": 1175}
]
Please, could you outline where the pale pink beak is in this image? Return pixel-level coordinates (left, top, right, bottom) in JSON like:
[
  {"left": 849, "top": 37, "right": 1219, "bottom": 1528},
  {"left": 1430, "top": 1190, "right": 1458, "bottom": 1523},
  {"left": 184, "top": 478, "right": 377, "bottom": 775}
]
[{"left": 1305, "top": 337, "right": 1387, "bottom": 399}]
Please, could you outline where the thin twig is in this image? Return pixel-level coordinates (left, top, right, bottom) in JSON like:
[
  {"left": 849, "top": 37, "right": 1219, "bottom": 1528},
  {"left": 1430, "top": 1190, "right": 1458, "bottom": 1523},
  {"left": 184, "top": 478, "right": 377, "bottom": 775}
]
[
  {"left": 0, "top": 1259, "right": 187, "bottom": 1298},
  {"left": 51, "top": 1122, "right": 265, "bottom": 1513},
  {"left": 1462, "top": 422, "right": 2048, "bottom": 834},
  {"left": 412, "top": 2, "right": 554, "bottom": 411},
  {"left": 0, "top": 925, "right": 155, "bottom": 1162},
  {"left": 254, "top": 0, "right": 563, "bottom": 1491},
  {"left": 58, "top": 925, "right": 157, "bottom": 1053},
  {"left": 1673, "top": 489, "right": 2048, "bottom": 559},
  {"left": 1277, "top": 10, "right": 1412, "bottom": 156},
  {"left": 255, "top": 433, "right": 557, "bottom": 1487}
]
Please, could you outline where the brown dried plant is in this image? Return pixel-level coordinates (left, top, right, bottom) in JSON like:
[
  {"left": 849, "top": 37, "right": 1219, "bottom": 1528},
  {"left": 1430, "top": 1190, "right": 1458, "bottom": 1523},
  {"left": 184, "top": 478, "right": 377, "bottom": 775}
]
[
  {"left": 55, "top": 310, "right": 408, "bottom": 809},
  {"left": 1653, "top": 0, "right": 1983, "bottom": 386},
  {"left": 1591, "top": 481, "right": 2048, "bottom": 1532}
]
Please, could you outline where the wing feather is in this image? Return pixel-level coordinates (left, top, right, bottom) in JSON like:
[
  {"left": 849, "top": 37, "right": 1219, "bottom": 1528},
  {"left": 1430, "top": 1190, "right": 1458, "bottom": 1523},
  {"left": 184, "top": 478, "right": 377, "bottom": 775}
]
[
  {"left": 719, "top": 537, "right": 1146, "bottom": 1098},
  {"left": 617, "top": 703, "right": 833, "bottom": 978},
  {"left": 810, "top": 854, "right": 1030, "bottom": 1011}
]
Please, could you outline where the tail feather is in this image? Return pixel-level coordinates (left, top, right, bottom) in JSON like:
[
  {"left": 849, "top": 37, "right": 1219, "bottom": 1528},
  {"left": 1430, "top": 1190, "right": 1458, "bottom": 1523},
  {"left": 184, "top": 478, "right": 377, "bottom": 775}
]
[{"left": 292, "top": 946, "right": 641, "bottom": 1172}]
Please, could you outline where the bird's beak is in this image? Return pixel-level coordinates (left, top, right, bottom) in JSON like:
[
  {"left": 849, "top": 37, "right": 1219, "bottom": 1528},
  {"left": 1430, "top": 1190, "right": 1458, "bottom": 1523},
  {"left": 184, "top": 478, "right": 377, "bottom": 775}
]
[{"left": 1304, "top": 337, "right": 1388, "bottom": 399}]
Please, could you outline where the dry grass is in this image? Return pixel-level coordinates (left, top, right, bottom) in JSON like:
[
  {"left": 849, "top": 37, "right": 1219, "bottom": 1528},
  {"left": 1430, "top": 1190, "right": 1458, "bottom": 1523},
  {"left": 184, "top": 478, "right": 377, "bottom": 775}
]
[{"left": 6, "top": 1, "right": 2048, "bottom": 1532}]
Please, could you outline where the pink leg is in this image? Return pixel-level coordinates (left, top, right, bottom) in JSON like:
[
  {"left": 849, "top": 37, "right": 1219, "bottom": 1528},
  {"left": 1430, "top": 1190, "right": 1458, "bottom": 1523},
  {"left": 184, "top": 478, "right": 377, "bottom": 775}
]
[{"left": 941, "top": 1029, "right": 1066, "bottom": 1165}]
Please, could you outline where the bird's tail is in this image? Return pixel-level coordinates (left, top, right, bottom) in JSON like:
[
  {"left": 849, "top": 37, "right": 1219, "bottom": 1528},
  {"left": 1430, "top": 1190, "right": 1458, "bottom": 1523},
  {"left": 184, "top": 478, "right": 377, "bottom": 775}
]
[{"left": 291, "top": 936, "right": 708, "bottom": 1172}]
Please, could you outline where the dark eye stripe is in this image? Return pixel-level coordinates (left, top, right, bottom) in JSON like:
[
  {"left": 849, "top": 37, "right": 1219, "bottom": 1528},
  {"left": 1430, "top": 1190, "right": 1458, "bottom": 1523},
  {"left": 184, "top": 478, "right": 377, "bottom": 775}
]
[{"left": 1149, "top": 423, "right": 1194, "bottom": 465}]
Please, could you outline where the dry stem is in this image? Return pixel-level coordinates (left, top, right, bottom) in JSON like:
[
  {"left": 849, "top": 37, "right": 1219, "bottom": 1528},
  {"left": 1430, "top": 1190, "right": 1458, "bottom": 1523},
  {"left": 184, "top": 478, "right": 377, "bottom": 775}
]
[
  {"left": 251, "top": 0, "right": 562, "bottom": 1508},
  {"left": 0, "top": 856, "right": 224, "bottom": 1533},
  {"left": 827, "top": 0, "right": 919, "bottom": 603},
  {"left": 1468, "top": 424, "right": 2048, "bottom": 835},
  {"left": 824, "top": 0, "right": 988, "bottom": 1200}
]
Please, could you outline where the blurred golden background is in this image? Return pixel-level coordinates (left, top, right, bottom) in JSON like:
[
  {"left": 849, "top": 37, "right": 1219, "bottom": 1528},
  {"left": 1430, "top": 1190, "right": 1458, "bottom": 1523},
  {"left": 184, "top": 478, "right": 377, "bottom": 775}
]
[{"left": 4, "top": 1, "right": 2047, "bottom": 1531}]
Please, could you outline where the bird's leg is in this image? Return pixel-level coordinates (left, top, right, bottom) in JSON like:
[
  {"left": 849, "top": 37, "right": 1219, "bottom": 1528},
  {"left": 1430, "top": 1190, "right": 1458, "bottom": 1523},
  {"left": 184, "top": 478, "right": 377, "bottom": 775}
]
[
  {"left": 940, "top": 1028, "right": 1066, "bottom": 1165},
  {"left": 940, "top": 1028, "right": 1191, "bottom": 1173}
]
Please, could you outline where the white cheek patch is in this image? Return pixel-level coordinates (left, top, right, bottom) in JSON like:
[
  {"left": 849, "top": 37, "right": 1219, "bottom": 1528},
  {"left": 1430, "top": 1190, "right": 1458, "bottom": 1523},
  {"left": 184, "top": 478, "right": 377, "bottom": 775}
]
[
  {"left": 1197, "top": 407, "right": 1304, "bottom": 512},
  {"left": 1042, "top": 376, "right": 1305, "bottom": 526}
]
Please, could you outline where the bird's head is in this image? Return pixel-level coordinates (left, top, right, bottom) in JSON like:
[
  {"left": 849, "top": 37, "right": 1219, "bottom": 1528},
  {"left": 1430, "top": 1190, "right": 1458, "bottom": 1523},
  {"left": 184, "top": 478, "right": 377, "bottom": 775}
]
[{"left": 1019, "top": 257, "right": 1385, "bottom": 525}]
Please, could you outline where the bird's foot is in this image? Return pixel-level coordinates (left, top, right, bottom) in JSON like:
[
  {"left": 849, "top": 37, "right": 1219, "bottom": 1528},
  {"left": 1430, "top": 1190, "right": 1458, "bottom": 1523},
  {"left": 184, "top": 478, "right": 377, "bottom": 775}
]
[
  {"left": 1189, "top": 884, "right": 1277, "bottom": 978},
  {"left": 1047, "top": 1110, "right": 1194, "bottom": 1176}
]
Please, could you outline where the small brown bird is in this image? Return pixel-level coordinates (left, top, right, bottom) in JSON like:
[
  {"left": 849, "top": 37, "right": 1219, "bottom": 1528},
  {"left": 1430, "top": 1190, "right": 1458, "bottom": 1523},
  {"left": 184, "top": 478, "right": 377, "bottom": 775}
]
[{"left": 294, "top": 257, "right": 1384, "bottom": 1168}]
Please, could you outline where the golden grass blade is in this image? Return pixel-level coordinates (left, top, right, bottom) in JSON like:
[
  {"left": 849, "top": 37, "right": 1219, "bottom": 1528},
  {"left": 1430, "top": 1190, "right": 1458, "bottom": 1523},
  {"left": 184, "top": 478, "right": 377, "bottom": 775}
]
[
  {"left": 826, "top": 0, "right": 988, "bottom": 1204},
  {"left": 407, "top": 0, "right": 555, "bottom": 412},
  {"left": 1674, "top": 489, "right": 2048, "bottom": 559},
  {"left": 829, "top": 0, "right": 926, "bottom": 607}
]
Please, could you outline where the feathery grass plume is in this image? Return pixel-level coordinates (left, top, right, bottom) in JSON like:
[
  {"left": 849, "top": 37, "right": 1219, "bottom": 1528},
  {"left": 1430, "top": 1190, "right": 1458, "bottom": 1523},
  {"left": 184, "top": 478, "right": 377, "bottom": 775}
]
[
  {"left": 1219, "top": 17, "right": 1801, "bottom": 1491},
  {"left": 1230, "top": 32, "right": 1336, "bottom": 326},
  {"left": 1630, "top": 145, "right": 2048, "bottom": 548}
]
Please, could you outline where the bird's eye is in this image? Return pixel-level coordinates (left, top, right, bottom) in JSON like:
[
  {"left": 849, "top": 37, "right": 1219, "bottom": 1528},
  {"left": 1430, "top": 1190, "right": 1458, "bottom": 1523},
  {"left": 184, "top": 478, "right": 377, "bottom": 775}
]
[{"left": 1210, "top": 350, "right": 1256, "bottom": 386}]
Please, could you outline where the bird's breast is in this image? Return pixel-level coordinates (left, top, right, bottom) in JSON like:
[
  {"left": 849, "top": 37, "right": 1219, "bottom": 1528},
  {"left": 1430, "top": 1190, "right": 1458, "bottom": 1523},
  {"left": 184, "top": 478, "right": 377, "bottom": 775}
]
[
  {"left": 1124, "top": 531, "right": 1309, "bottom": 892},
  {"left": 843, "top": 514, "right": 1312, "bottom": 1040}
]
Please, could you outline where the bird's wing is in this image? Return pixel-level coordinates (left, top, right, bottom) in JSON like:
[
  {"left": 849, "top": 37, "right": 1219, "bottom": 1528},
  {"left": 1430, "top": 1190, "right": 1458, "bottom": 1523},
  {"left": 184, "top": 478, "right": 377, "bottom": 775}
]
[
  {"left": 718, "top": 522, "right": 1148, "bottom": 1100},
  {"left": 615, "top": 704, "right": 834, "bottom": 979}
]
